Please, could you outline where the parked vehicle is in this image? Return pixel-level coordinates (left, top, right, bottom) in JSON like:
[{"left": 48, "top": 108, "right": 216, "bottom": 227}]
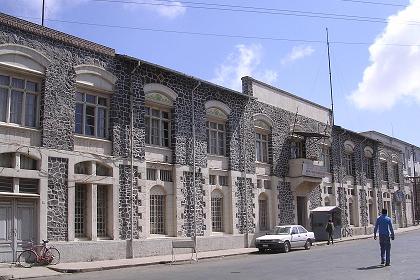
[{"left": 255, "top": 225, "right": 315, "bottom": 253}]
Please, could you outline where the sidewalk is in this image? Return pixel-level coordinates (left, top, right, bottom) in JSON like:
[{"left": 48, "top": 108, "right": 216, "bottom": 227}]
[{"left": 2, "top": 224, "right": 419, "bottom": 279}]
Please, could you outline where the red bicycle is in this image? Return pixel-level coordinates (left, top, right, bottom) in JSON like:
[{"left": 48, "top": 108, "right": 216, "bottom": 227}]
[{"left": 17, "top": 240, "right": 60, "bottom": 268}]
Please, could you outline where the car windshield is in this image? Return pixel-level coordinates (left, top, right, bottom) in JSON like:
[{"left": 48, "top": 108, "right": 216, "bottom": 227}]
[{"left": 271, "top": 227, "right": 291, "bottom": 235}]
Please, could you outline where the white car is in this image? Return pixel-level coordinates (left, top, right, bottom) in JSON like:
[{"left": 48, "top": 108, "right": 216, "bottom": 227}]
[{"left": 255, "top": 225, "right": 315, "bottom": 253}]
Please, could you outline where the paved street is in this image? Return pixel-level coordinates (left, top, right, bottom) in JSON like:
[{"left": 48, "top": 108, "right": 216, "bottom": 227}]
[{"left": 43, "top": 230, "right": 420, "bottom": 280}]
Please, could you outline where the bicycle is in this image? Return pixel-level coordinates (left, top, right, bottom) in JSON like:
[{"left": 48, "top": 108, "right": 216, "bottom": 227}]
[
  {"left": 17, "top": 240, "right": 60, "bottom": 268},
  {"left": 341, "top": 226, "right": 353, "bottom": 238}
]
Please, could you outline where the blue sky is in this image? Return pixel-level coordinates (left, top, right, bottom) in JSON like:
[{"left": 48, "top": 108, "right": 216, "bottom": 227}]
[{"left": 2, "top": 0, "right": 420, "bottom": 146}]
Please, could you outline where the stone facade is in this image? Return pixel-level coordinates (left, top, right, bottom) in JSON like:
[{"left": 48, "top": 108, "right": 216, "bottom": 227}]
[{"left": 0, "top": 13, "right": 415, "bottom": 263}]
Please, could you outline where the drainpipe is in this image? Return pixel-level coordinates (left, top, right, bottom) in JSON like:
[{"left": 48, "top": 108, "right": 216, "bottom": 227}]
[
  {"left": 191, "top": 81, "right": 201, "bottom": 255},
  {"left": 359, "top": 137, "right": 368, "bottom": 234},
  {"left": 337, "top": 129, "right": 347, "bottom": 229},
  {"left": 412, "top": 146, "right": 418, "bottom": 225},
  {"left": 129, "top": 61, "right": 141, "bottom": 259}
]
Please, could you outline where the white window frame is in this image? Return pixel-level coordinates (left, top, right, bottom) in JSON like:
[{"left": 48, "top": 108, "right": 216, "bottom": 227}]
[
  {"left": 145, "top": 105, "right": 171, "bottom": 148},
  {"left": 258, "top": 195, "right": 269, "bottom": 230},
  {"left": 206, "top": 119, "right": 226, "bottom": 156},
  {"left": 255, "top": 130, "right": 269, "bottom": 163},
  {"left": 0, "top": 72, "right": 40, "bottom": 128},
  {"left": 75, "top": 91, "right": 109, "bottom": 139},
  {"left": 150, "top": 187, "right": 166, "bottom": 235},
  {"left": 211, "top": 191, "right": 224, "bottom": 232}
]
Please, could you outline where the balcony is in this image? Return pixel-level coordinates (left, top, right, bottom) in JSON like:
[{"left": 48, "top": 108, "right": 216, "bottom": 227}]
[{"left": 288, "top": 158, "right": 328, "bottom": 195}]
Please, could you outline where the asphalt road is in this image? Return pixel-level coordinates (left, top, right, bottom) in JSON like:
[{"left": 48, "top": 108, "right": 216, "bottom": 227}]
[{"left": 44, "top": 230, "right": 420, "bottom": 280}]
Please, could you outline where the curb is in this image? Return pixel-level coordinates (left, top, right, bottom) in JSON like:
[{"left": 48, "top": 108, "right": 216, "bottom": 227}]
[{"left": 48, "top": 249, "right": 259, "bottom": 274}]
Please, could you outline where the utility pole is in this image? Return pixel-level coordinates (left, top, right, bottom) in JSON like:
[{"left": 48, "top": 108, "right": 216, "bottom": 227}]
[
  {"left": 326, "top": 28, "right": 335, "bottom": 126},
  {"left": 412, "top": 146, "right": 418, "bottom": 225},
  {"left": 42, "top": 0, "right": 45, "bottom": 26}
]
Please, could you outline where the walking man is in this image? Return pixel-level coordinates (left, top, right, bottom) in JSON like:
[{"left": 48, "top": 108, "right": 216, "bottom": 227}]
[
  {"left": 374, "top": 208, "right": 395, "bottom": 266},
  {"left": 325, "top": 219, "right": 334, "bottom": 245}
]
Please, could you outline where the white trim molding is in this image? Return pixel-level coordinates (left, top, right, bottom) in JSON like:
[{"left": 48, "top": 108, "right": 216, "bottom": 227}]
[
  {"left": 144, "top": 83, "right": 178, "bottom": 101},
  {"left": 0, "top": 44, "right": 51, "bottom": 74},
  {"left": 253, "top": 113, "right": 273, "bottom": 128},
  {"left": 74, "top": 64, "right": 117, "bottom": 93},
  {"left": 204, "top": 100, "right": 231, "bottom": 116}
]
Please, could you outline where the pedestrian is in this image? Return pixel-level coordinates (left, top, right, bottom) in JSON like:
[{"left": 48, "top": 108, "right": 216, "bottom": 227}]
[
  {"left": 374, "top": 208, "right": 395, "bottom": 266},
  {"left": 325, "top": 219, "right": 334, "bottom": 245}
]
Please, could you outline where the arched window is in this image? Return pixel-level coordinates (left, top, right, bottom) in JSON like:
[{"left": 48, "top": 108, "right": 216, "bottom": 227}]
[
  {"left": 211, "top": 190, "right": 224, "bottom": 232},
  {"left": 254, "top": 116, "right": 272, "bottom": 163},
  {"left": 258, "top": 193, "right": 269, "bottom": 230},
  {"left": 96, "top": 162, "right": 112, "bottom": 176},
  {"left": 205, "top": 101, "right": 230, "bottom": 156},
  {"left": 20, "top": 154, "right": 38, "bottom": 170},
  {"left": 144, "top": 84, "right": 177, "bottom": 148},
  {"left": 150, "top": 186, "right": 166, "bottom": 234},
  {"left": 75, "top": 161, "right": 91, "bottom": 175}
]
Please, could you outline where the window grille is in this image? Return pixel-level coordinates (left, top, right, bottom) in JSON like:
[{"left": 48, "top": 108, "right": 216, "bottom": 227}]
[
  {"left": 344, "top": 153, "right": 355, "bottom": 176},
  {"left": 206, "top": 121, "right": 226, "bottom": 156},
  {"left": 160, "top": 170, "right": 172, "bottom": 182},
  {"left": 75, "top": 185, "right": 87, "bottom": 238},
  {"left": 0, "top": 153, "right": 13, "bottom": 168},
  {"left": 0, "top": 74, "right": 40, "bottom": 127},
  {"left": 150, "top": 194, "right": 165, "bottom": 234},
  {"left": 19, "top": 178, "right": 38, "bottom": 194},
  {"left": 219, "top": 175, "right": 228, "bottom": 186},
  {"left": 211, "top": 192, "right": 223, "bottom": 232},
  {"left": 0, "top": 176, "right": 13, "bottom": 192},
  {"left": 75, "top": 92, "right": 109, "bottom": 138},
  {"left": 259, "top": 198, "right": 268, "bottom": 230},
  {"left": 209, "top": 175, "right": 216, "bottom": 185},
  {"left": 255, "top": 132, "right": 269, "bottom": 162},
  {"left": 97, "top": 186, "right": 107, "bottom": 237},
  {"left": 366, "top": 157, "right": 374, "bottom": 179},
  {"left": 263, "top": 180, "right": 271, "bottom": 189},
  {"left": 20, "top": 155, "right": 37, "bottom": 170},
  {"left": 327, "top": 187, "right": 333, "bottom": 195},
  {"left": 147, "top": 168, "right": 157, "bottom": 181},
  {"left": 145, "top": 106, "right": 170, "bottom": 147}
]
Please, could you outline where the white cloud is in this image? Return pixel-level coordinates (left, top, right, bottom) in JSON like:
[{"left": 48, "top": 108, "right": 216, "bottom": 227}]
[
  {"left": 212, "top": 44, "right": 278, "bottom": 91},
  {"left": 281, "top": 45, "right": 314, "bottom": 65},
  {"left": 123, "top": 1, "right": 186, "bottom": 19},
  {"left": 349, "top": 0, "right": 420, "bottom": 110}
]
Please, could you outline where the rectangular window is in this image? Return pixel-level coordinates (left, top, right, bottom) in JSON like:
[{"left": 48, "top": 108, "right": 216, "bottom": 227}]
[
  {"left": 263, "top": 180, "right": 271, "bottom": 189},
  {"left": 20, "top": 155, "right": 37, "bottom": 170},
  {"left": 75, "top": 185, "right": 87, "bottom": 238},
  {"left": 206, "top": 121, "right": 226, "bottom": 156},
  {"left": 380, "top": 161, "right": 388, "bottom": 181},
  {"left": 321, "top": 147, "right": 330, "bottom": 171},
  {"left": 145, "top": 106, "right": 170, "bottom": 147},
  {"left": 147, "top": 168, "right": 157, "bottom": 181},
  {"left": 0, "top": 153, "right": 13, "bottom": 168},
  {"left": 19, "top": 178, "right": 39, "bottom": 194},
  {"left": 327, "top": 187, "right": 333, "bottom": 195},
  {"left": 344, "top": 153, "right": 355, "bottom": 176},
  {"left": 393, "top": 164, "right": 400, "bottom": 183},
  {"left": 211, "top": 196, "right": 223, "bottom": 232},
  {"left": 160, "top": 170, "right": 172, "bottom": 182},
  {"left": 366, "top": 157, "right": 374, "bottom": 179},
  {"left": 74, "top": 92, "right": 109, "bottom": 138},
  {"left": 0, "top": 74, "right": 39, "bottom": 127},
  {"left": 0, "top": 176, "right": 13, "bottom": 192},
  {"left": 255, "top": 132, "right": 269, "bottom": 163},
  {"left": 259, "top": 199, "right": 268, "bottom": 230},
  {"left": 219, "top": 175, "right": 228, "bottom": 186},
  {"left": 150, "top": 194, "right": 165, "bottom": 234},
  {"left": 97, "top": 186, "right": 108, "bottom": 238},
  {"left": 209, "top": 175, "right": 216, "bottom": 185},
  {"left": 257, "top": 179, "right": 262, "bottom": 189}
]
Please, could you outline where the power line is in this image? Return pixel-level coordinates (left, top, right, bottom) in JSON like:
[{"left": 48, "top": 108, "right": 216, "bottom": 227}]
[
  {"left": 340, "top": 0, "right": 407, "bottom": 7},
  {"left": 83, "top": 0, "right": 419, "bottom": 25},
  {"left": 14, "top": 15, "right": 420, "bottom": 47}
]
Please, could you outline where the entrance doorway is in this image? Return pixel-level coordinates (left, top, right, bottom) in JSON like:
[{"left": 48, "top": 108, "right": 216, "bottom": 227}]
[
  {"left": 297, "top": 196, "right": 307, "bottom": 227},
  {"left": 0, "top": 199, "right": 36, "bottom": 262}
]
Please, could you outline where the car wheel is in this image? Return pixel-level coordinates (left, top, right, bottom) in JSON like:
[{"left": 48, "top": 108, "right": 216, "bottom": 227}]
[
  {"left": 258, "top": 248, "right": 266, "bottom": 253},
  {"left": 304, "top": 239, "right": 311, "bottom": 250},
  {"left": 282, "top": 241, "right": 290, "bottom": 253}
]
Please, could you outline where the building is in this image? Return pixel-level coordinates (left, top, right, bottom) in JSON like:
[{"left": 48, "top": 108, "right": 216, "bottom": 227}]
[
  {"left": 361, "top": 131, "right": 420, "bottom": 224},
  {"left": 0, "top": 13, "right": 414, "bottom": 263}
]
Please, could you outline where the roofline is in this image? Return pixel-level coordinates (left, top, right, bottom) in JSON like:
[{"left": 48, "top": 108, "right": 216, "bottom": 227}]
[
  {"left": 334, "top": 125, "right": 380, "bottom": 144},
  {"left": 118, "top": 54, "right": 250, "bottom": 99},
  {"left": 244, "top": 76, "right": 332, "bottom": 113},
  {"left": 361, "top": 130, "right": 420, "bottom": 150},
  {"left": 0, "top": 13, "right": 114, "bottom": 56}
]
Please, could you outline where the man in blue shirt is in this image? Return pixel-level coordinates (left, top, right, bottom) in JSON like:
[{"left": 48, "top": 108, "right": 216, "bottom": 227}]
[{"left": 374, "top": 208, "right": 395, "bottom": 266}]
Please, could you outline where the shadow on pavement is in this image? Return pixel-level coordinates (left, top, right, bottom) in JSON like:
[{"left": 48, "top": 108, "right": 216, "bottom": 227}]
[{"left": 357, "top": 265, "right": 385, "bottom": 270}]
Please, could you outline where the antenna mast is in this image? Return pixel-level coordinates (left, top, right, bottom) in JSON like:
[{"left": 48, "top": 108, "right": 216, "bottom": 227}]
[
  {"left": 42, "top": 0, "right": 45, "bottom": 26},
  {"left": 326, "top": 28, "right": 335, "bottom": 126}
]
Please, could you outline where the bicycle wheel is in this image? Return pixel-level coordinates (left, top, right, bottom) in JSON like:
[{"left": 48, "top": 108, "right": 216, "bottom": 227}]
[
  {"left": 45, "top": 248, "right": 60, "bottom": 265},
  {"left": 18, "top": 250, "right": 37, "bottom": 268}
]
